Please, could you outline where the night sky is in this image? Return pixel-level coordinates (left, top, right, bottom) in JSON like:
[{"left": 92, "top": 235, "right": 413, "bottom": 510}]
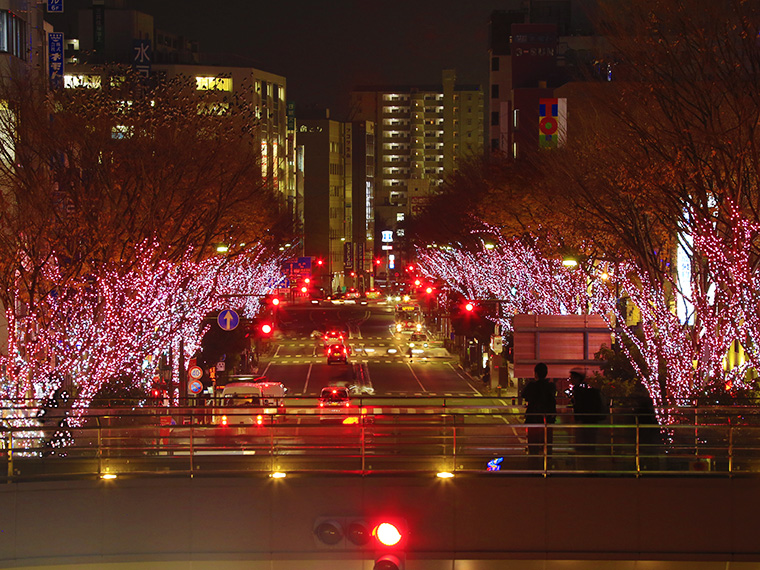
[{"left": 49, "top": 0, "right": 512, "bottom": 118}]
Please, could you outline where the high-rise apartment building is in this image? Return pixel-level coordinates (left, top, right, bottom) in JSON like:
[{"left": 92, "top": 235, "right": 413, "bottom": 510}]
[{"left": 349, "top": 69, "right": 483, "bottom": 268}]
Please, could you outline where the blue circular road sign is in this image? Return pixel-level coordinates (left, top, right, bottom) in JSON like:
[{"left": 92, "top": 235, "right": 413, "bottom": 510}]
[{"left": 217, "top": 309, "right": 240, "bottom": 331}]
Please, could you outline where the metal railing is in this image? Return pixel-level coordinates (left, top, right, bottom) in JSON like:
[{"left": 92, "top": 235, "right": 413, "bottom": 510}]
[{"left": 2, "top": 402, "right": 760, "bottom": 482}]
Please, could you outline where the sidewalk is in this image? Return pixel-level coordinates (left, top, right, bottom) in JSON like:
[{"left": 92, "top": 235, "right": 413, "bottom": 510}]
[{"left": 457, "top": 362, "right": 520, "bottom": 399}]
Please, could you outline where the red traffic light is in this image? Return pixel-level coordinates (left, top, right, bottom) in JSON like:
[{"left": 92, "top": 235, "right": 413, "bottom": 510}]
[
  {"left": 372, "top": 521, "right": 403, "bottom": 546},
  {"left": 375, "top": 258, "right": 381, "bottom": 265},
  {"left": 317, "top": 259, "right": 324, "bottom": 266},
  {"left": 271, "top": 297, "right": 280, "bottom": 306},
  {"left": 425, "top": 286, "right": 433, "bottom": 295},
  {"left": 464, "top": 301, "right": 475, "bottom": 312},
  {"left": 260, "top": 323, "right": 273, "bottom": 335}
]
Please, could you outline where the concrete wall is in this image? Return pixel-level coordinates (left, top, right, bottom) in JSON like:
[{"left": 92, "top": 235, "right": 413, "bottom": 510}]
[{"left": 1, "top": 475, "right": 759, "bottom": 569}]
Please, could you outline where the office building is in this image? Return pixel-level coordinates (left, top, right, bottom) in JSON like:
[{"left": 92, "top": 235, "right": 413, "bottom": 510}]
[{"left": 58, "top": 3, "right": 299, "bottom": 229}]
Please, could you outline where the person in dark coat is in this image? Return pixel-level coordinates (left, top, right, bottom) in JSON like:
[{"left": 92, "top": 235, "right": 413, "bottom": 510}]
[
  {"left": 521, "top": 362, "right": 556, "bottom": 455},
  {"left": 569, "top": 369, "right": 606, "bottom": 455},
  {"left": 632, "top": 382, "right": 661, "bottom": 448}
]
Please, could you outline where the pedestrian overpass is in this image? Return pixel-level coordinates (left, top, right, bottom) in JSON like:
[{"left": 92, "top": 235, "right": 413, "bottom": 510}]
[{"left": 2, "top": 474, "right": 758, "bottom": 569}]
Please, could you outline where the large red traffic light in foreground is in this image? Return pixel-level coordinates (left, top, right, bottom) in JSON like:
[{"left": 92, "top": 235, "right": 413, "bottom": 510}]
[
  {"left": 260, "top": 323, "right": 273, "bottom": 335},
  {"left": 464, "top": 301, "right": 475, "bottom": 312},
  {"left": 313, "top": 517, "right": 406, "bottom": 569},
  {"left": 372, "top": 521, "right": 403, "bottom": 546}
]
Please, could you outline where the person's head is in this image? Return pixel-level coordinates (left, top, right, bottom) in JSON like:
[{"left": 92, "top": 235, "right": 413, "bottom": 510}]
[
  {"left": 569, "top": 368, "right": 586, "bottom": 386},
  {"left": 534, "top": 362, "right": 548, "bottom": 380}
]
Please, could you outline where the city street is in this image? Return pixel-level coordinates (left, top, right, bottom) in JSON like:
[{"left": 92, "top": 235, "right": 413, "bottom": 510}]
[{"left": 256, "top": 301, "right": 488, "bottom": 398}]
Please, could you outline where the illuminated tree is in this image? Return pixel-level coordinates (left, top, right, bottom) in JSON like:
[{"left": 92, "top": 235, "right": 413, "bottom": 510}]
[
  {"left": 0, "top": 243, "right": 283, "bottom": 413},
  {"left": 413, "top": 1, "right": 760, "bottom": 408},
  {"left": 0, "top": 70, "right": 291, "bottom": 412},
  {"left": 416, "top": 232, "right": 591, "bottom": 332}
]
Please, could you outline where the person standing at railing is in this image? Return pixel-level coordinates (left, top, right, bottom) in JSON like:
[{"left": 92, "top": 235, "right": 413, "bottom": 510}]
[
  {"left": 569, "top": 368, "right": 607, "bottom": 457},
  {"left": 521, "top": 362, "right": 556, "bottom": 456},
  {"left": 631, "top": 382, "right": 661, "bottom": 449}
]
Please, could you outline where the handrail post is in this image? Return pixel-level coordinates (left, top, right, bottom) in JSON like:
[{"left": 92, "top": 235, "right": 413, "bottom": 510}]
[
  {"left": 452, "top": 414, "right": 456, "bottom": 473},
  {"left": 635, "top": 419, "right": 640, "bottom": 476},
  {"left": 189, "top": 420, "right": 194, "bottom": 478},
  {"left": 361, "top": 415, "right": 365, "bottom": 474},
  {"left": 7, "top": 427, "right": 13, "bottom": 482},
  {"left": 728, "top": 417, "right": 733, "bottom": 475},
  {"left": 542, "top": 422, "right": 548, "bottom": 476},
  {"left": 97, "top": 423, "right": 103, "bottom": 476}
]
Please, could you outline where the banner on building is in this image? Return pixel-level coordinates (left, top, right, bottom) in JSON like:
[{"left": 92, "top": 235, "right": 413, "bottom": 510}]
[
  {"left": 538, "top": 98, "right": 567, "bottom": 149},
  {"left": 93, "top": 3, "right": 105, "bottom": 52},
  {"left": 47, "top": 0, "right": 63, "bottom": 13},
  {"left": 344, "top": 242, "right": 353, "bottom": 271},
  {"left": 133, "top": 39, "right": 151, "bottom": 76},
  {"left": 356, "top": 242, "right": 364, "bottom": 271},
  {"left": 48, "top": 32, "right": 64, "bottom": 89}
]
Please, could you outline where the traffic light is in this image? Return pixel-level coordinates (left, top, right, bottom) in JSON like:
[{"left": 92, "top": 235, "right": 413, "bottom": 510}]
[
  {"left": 313, "top": 517, "right": 407, "bottom": 569},
  {"left": 464, "top": 301, "right": 475, "bottom": 312},
  {"left": 316, "top": 258, "right": 324, "bottom": 267},
  {"left": 260, "top": 322, "right": 273, "bottom": 336},
  {"left": 271, "top": 296, "right": 280, "bottom": 307}
]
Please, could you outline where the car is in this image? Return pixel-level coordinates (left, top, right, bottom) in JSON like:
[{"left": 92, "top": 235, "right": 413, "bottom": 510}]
[
  {"left": 318, "top": 386, "right": 353, "bottom": 422},
  {"left": 215, "top": 381, "right": 287, "bottom": 426},
  {"left": 318, "top": 386, "right": 351, "bottom": 407},
  {"left": 408, "top": 332, "right": 429, "bottom": 347},
  {"left": 323, "top": 329, "right": 346, "bottom": 347},
  {"left": 326, "top": 344, "right": 348, "bottom": 364}
]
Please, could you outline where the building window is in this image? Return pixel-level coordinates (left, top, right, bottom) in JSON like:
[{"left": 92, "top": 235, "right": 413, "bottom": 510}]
[
  {"left": 491, "top": 84, "right": 499, "bottom": 99},
  {"left": 491, "top": 138, "right": 499, "bottom": 152},
  {"left": 64, "top": 74, "right": 102, "bottom": 89},
  {"left": 195, "top": 76, "right": 232, "bottom": 91},
  {"left": 491, "top": 111, "right": 499, "bottom": 126},
  {"left": 492, "top": 57, "right": 500, "bottom": 71},
  {"left": 0, "top": 11, "right": 27, "bottom": 60}
]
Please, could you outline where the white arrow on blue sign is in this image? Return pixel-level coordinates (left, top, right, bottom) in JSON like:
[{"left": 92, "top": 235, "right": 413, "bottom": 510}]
[{"left": 217, "top": 309, "right": 240, "bottom": 331}]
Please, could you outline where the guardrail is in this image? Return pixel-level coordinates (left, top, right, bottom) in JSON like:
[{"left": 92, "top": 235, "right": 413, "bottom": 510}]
[{"left": 1, "top": 402, "right": 760, "bottom": 482}]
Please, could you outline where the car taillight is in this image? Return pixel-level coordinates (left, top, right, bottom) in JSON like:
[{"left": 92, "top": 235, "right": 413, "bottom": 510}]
[
  {"left": 256, "top": 415, "right": 264, "bottom": 425},
  {"left": 319, "top": 402, "right": 324, "bottom": 407},
  {"left": 344, "top": 401, "right": 350, "bottom": 407},
  {"left": 221, "top": 415, "right": 228, "bottom": 426}
]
